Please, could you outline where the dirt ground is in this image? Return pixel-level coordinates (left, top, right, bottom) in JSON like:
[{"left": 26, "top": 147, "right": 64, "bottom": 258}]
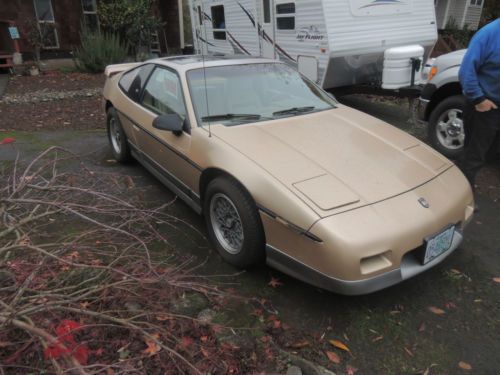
[
  {"left": 0, "top": 71, "right": 499, "bottom": 374},
  {"left": 0, "top": 71, "right": 105, "bottom": 131}
]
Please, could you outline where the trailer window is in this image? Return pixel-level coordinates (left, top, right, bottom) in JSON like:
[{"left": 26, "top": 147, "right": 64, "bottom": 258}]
[
  {"left": 276, "top": 2, "right": 295, "bottom": 30},
  {"left": 211, "top": 5, "right": 226, "bottom": 40},
  {"left": 263, "top": 0, "right": 271, "bottom": 23}
]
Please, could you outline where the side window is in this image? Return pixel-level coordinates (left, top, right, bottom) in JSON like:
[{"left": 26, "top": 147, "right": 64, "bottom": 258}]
[
  {"left": 141, "top": 67, "right": 187, "bottom": 122},
  {"left": 119, "top": 64, "right": 154, "bottom": 102},
  {"left": 263, "top": 0, "right": 271, "bottom": 24},
  {"left": 276, "top": 2, "right": 295, "bottom": 30},
  {"left": 211, "top": 5, "right": 226, "bottom": 40}
]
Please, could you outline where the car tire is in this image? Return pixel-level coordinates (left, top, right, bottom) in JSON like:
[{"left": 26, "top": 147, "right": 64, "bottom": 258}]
[
  {"left": 428, "top": 95, "right": 468, "bottom": 159},
  {"left": 107, "top": 107, "right": 132, "bottom": 163},
  {"left": 204, "top": 177, "right": 265, "bottom": 268}
]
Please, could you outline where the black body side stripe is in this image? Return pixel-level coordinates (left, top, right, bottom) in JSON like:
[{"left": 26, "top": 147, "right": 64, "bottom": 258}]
[
  {"left": 116, "top": 109, "right": 203, "bottom": 171},
  {"left": 236, "top": 1, "right": 296, "bottom": 62}
]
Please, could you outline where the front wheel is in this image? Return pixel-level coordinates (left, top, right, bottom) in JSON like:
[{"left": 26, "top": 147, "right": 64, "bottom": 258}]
[
  {"left": 107, "top": 107, "right": 132, "bottom": 163},
  {"left": 204, "top": 177, "right": 265, "bottom": 268},
  {"left": 428, "top": 95, "right": 468, "bottom": 159}
]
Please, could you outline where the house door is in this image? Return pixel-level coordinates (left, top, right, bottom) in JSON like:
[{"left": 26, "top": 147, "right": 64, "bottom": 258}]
[
  {"left": 260, "top": 0, "right": 275, "bottom": 59},
  {"left": 193, "top": 0, "right": 208, "bottom": 55}
]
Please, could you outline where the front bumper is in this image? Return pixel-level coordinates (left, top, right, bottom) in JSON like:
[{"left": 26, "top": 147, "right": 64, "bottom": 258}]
[
  {"left": 262, "top": 166, "right": 473, "bottom": 295},
  {"left": 267, "top": 229, "right": 463, "bottom": 295},
  {"left": 416, "top": 83, "right": 437, "bottom": 122}
]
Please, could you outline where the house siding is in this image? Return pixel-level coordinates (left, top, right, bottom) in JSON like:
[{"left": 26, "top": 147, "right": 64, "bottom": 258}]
[
  {"left": 447, "top": 0, "right": 467, "bottom": 27},
  {"left": 464, "top": 5, "right": 482, "bottom": 30},
  {"left": 0, "top": 0, "right": 83, "bottom": 58},
  {"left": 1, "top": 0, "right": 182, "bottom": 60},
  {"left": 435, "top": 0, "right": 449, "bottom": 29}
]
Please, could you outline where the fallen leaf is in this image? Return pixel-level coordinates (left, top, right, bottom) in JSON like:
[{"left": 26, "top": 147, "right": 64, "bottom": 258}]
[
  {"left": 124, "top": 176, "right": 135, "bottom": 189},
  {"left": 325, "top": 350, "right": 341, "bottom": 364},
  {"left": 1, "top": 137, "right": 15, "bottom": 145},
  {"left": 418, "top": 322, "right": 426, "bottom": 332},
  {"left": 445, "top": 302, "right": 457, "bottom": 309},
  {"left": 372, "top": 335, "right": 383, "bottom": 342},
  {"left": 346, "top": 365, "right": 358, "bottom": 375},
  {"left": 273, "top": 319, "right": 281, "bottom": 329},
  {"left": 404, "top": 347, "right": 414, "bottom": 357},
  {"left": 156, "top": 314, "right": 172, "bottom": 321},
  {"left": 428, "top": 306, "right": 446, "bottom": 315},
  {"left": 268, "top": 277, "right": 283, "bottom": 288},
  {"left": 329, "top": 339, "right": 351, "bottom": 354},
  {"left": 180, "top": 336, "right": 193, "bottom": 348},
  {"left": 143, "top": 339, "right": 161, "bottom": 356},
  {"left": 493, "top": 277, "right": 500, "bottom": 283},
  {"left": 458, "top": 361, "right": 472, "bottom": 371},
  {"left": 289, "top": 340, "right": 310, "bottom": 349},
  {"left": 200, "top": 347, "right": 209, "bottom": 357}
]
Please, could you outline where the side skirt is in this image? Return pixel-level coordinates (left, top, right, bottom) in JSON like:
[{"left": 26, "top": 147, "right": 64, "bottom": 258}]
[{"left": 130, "top": 145, "right": 202, "bottom": 215}]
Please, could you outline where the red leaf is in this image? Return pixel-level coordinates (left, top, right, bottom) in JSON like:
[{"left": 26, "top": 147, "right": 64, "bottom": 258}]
[
  {"left": 44, "top": 343, "right": 71, "bottom": 359},
  {"left": 180, "top": 336, "right": 193, "bottom": 348},
  {"left": 326, "top": 350, "right": 341, "bottom": 364},
  {"left": 73, "top": 345, "right": 89, "bottom": 365},
  {"left": 346, "top": 365, "right": 358, "bottom": 375},
  {"left": 268, "top": 277, "right": 283, "bottom": 288},
  {"left": 0, "top": 137, "right": 15, "bottom": 145}
]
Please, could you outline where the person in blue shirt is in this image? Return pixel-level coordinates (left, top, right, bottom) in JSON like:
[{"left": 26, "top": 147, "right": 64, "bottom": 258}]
[{"left": 458, "top": 18, "right": 500, "bottom": 199}]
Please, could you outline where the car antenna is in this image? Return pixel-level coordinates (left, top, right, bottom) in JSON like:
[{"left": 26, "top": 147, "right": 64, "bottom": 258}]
[{"left": 200, "top": 5, "right": 211, "bottom": 138}]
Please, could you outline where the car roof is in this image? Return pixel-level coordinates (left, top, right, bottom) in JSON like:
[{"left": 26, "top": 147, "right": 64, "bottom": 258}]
[{"left": 149, "top": 54, "right": 281, "bottom": 72}]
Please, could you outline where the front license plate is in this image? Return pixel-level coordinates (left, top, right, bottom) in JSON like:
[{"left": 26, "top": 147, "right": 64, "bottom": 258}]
[{"left": 423, "top": 226, "right": 455, "bottom": 264}]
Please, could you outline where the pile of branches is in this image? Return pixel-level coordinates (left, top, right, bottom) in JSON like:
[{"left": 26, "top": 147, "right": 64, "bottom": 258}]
[{"left": 0, "top": 148, "right": 252, "bottom": 374}]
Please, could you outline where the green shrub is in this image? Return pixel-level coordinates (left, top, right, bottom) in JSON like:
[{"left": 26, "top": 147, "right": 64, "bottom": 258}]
[{"left": 74, "top": 32, "right": 127, "bottom": 73}]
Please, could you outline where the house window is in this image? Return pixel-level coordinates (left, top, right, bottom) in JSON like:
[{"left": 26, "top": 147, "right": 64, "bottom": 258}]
[
  {"left": 211, "top": 5, "right": 226, "bottom": 40},
  {"left": 33, "top": 0, "right": 59, "bottom": 48},
  {"left": 276, "top": 2, "right": 295, "bottom": 30},
  {"left": 470, "top": 0, "right": 482, "bottom": 5},
  {"left": 81, "top": 0, "right": 99, "bottom": 33}
]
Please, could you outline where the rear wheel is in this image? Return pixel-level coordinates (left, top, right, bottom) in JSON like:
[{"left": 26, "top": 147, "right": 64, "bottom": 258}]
[
  {"left": 107, "top": 107, "right": 132, "bottom": 163},
  {"left": 428, "top": 95, "right": 468, "bottom": 159},
  {"left": 204, "top": 177, "right": 265, "bottom": 268}
]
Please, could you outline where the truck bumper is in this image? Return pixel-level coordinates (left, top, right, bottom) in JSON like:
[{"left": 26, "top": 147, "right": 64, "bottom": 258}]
[{"left": 417, "top": 83, "right": 437, "bottom": 122}]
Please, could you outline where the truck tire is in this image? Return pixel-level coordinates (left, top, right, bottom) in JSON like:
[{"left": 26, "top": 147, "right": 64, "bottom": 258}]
[{"left": 428, "top": 95, "right": 468, "bottom": 159}]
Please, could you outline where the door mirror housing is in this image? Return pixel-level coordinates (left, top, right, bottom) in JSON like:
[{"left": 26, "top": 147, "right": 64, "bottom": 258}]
[{"left": 152, "top": 114, "right": 184, "bottom": 136}]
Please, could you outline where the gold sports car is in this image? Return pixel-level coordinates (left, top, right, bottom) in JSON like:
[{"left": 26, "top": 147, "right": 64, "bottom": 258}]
[{"left": 103, "top": 56, "right": 474, "bottom": 295}]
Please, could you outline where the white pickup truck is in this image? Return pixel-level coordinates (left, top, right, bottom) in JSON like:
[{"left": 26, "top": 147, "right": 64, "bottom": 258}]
[{"left": 417, "top": 49, "right": 500, "bottom": 158}]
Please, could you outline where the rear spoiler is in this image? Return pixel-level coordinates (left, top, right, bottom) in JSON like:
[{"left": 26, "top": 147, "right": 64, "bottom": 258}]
[{"left": 104, "top": 62, "right": 141, "bottom": 78}]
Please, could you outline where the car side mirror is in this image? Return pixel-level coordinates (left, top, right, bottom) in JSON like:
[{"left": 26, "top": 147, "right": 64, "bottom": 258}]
[{"left": 152, "top": 114, "right": 184, "bottom": 136}]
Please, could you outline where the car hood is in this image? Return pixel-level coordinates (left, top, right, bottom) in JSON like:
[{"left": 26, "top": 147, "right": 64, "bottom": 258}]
[{"left": 212, "top": 106, "right": 452, "bottom": 216}]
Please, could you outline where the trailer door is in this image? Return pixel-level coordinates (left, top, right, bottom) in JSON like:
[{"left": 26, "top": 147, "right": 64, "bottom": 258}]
[
  {"left": 193, "top": 0, "right": 208, "bottom": 55},
  {"left": 260, "top": 0, "right": 275, "bottom": 58}
]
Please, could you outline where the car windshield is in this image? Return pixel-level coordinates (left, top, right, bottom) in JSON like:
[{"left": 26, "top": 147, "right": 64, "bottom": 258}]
[{"left": 186, "top": 63, "right": 337, "bottom": 126}]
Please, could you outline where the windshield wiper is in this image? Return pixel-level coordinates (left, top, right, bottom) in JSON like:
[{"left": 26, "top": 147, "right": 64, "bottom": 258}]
[
  {"left": 201, "top": 113, "right": 261, "bottom": 121},
  {"left": 272, "top": 106, "right": 315, "bottom": 116}
]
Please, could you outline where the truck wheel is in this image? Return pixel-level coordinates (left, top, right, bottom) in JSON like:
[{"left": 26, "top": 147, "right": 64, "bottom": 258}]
[
  {"left": 428, "top": 95, "right": 468, "bottom": 159},
  {"left": 204, "top": 177, "right": 265, "bottom": 268}
]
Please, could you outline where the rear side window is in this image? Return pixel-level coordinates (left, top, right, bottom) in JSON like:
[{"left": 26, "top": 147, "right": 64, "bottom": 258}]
[{"left": 119, "top": 64, "right": 154, "bottom": 102}]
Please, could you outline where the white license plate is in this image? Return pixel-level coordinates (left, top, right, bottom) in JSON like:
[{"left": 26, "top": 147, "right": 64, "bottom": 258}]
[{"left": 423, "top": 226, "right": 455, "bottom": 264}]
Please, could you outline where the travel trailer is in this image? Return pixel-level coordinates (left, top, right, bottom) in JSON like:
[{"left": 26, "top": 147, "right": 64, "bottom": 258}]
[{"left": 188, "top": 0, "right": 438, "bottom": 94}]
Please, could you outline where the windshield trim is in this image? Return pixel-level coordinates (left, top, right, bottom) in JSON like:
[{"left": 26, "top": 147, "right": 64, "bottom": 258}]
[{"left": 186, "top": 62, "right": 337, "bottom": 127}]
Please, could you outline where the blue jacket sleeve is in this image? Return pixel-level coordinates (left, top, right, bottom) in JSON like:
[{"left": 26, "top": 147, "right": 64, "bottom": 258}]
[{"left": 459, "top": 33, "right": 487, "bottom": 104}]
